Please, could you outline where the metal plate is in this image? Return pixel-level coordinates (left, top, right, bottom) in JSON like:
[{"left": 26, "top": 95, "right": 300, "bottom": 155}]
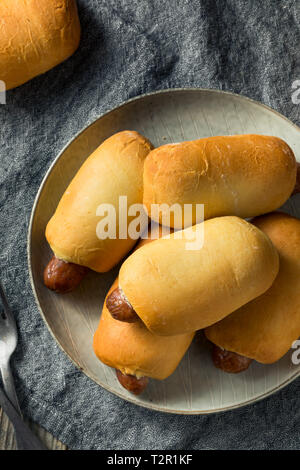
[{"left": 28, "top": 88, "right": 300, "bottom": 414}]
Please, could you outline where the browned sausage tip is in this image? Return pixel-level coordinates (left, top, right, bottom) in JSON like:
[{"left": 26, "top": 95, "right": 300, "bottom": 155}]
[
  {"left": 43, "top": 256, "right": 89, "bottom": 293},
  {"left": 106, "top": 287, "right": 139, "bottom": 323},
  {"left": 116, "top": 370, "right": 149, "bottom": 395},
  {"left": 212, "top": 344, "right": 252, "bottom": 373}
]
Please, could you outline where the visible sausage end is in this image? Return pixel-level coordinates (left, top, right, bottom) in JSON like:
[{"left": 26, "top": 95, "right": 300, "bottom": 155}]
[
  {"left": 106, "top": 287, "right": 139, "bottom": 323},
  {"left": 116, "top": 370, "right": 149, "bottom": 395},
  {"left": 212, "top": 344, "right": 252, "bottom": 373},
  {"left": 43, "top": 255, "right": 89, "bottom": 293}
]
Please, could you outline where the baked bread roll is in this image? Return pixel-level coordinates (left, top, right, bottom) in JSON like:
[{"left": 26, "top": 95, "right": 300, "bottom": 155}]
[
  {"left": 113, "top": 216, "right": 279, "bottom": 336},
  {"left": 94, "top": 279, "right": 194, "bottom": 389},
  {"left": 205, "top": 212, "right": 300, "bottom": 364},
  {"left": 94, "top": 227, "right": 193, "bottom": 395},
  {"left": 143, "top": 135, "right": 296, "bottom": 228},
  {"left": 0, "top": 0, "right": 80, "bottom": 90},
  {"left": 45, "top": 131, "right": 153, "bottom": 275}
]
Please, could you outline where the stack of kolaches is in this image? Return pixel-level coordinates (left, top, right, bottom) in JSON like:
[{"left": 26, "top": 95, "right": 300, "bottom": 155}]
[
  {"left": 44, "top": 130, "right": 300, "bottom": 395},
  {"left": 4, "top": 1, "right": 299, "bottom": 396}
]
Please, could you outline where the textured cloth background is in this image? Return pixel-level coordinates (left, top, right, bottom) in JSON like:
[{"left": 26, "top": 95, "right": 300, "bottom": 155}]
[{"left": 0, "top": 0, "right": 299, "bottom": 450}]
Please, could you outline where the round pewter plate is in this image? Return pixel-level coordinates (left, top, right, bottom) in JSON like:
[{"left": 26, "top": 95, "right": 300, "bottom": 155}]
[{"left": 28, "top": 88, "right": 300, "bottom": 414}]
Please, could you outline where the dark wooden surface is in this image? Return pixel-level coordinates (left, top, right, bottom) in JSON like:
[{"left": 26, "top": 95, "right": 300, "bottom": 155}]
[{"left": 0, "top": 408, "right": 67, "bottom": 450}]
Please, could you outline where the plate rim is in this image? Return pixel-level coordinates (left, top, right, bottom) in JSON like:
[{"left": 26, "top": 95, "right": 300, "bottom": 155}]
[{"left": 27, "top": 87, "right": 300, "bottom": 415}]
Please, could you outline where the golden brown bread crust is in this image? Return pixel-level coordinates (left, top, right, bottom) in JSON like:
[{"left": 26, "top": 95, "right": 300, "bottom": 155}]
[
  {"left": 119, "top": 216, "right": 279, "bottom": 336},
  {"left": 93, "top": 228, "right": 193, "bottom": 381},
  {"left": 0, "top": 0, "right": 81, "bottom": 90},
  {"left": 205, "top": 212, "right": 300, "bottom": 364},
  {"left": 46, "top": 131, "right": 153, "bottom": 272},
  {"left": 93, "top": 279, "right": 194, "bottom": 380},
  {"left": 143, "top": 135, "right": 296, "bottom": 228}
]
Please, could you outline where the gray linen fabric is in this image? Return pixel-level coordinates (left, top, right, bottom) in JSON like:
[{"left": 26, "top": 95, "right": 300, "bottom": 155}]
[{"left": 0, "top": 0, "right": 299, "bottom": 450}]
